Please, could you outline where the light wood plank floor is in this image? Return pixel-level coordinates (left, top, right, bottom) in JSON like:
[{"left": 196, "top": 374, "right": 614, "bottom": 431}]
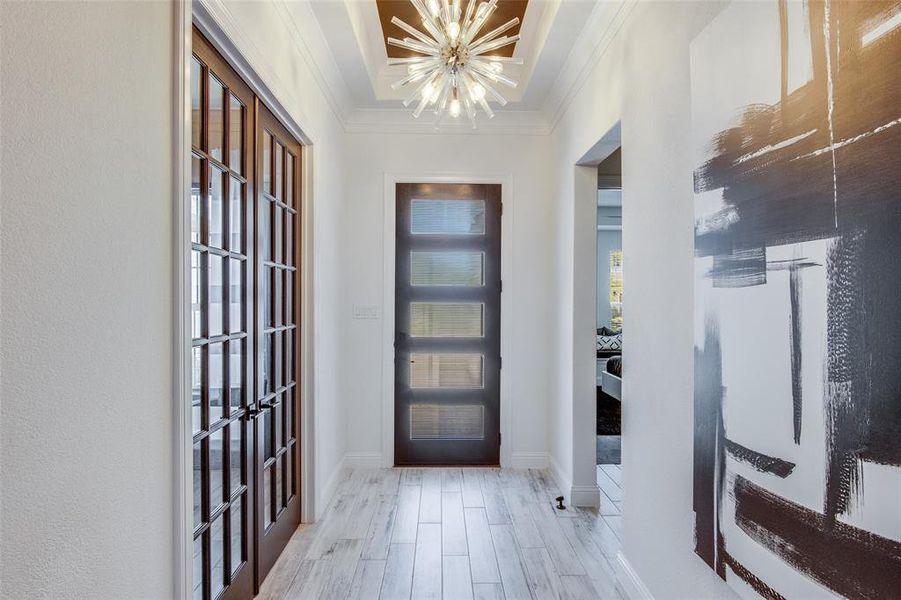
[{"left": 258, "top": 468, "right": 626, "bottom": 600}]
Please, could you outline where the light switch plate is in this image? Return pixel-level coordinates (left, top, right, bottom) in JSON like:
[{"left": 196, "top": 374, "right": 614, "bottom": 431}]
[{"left": 353, "top": 304, "right": 380, "bottom": 320}]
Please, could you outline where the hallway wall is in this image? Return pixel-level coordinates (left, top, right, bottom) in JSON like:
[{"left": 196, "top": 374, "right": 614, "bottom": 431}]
[
  {"left": 0, "top": 2, "right": 176, "bottom": 598},
  {"left": 339, "top": 132, "right": 555, "bottom": 469},
  {"left": 548, "top": 1, "right": 735, "bottom": 597}
]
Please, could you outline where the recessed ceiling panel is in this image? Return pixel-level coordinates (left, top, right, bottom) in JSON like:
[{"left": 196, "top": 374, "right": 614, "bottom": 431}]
[{"left": 376, "top": 0, "right": 527, "bottom": 58}]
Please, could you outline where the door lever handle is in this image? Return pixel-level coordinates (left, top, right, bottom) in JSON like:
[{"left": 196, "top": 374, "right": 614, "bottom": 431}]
[{"left": 245, "top": 402, "right": 275, "bottom": 420}]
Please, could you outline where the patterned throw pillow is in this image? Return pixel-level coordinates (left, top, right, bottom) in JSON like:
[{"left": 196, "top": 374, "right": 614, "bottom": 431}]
[{"left": 597, "top": 333, "right": 623, "bottom": 351}]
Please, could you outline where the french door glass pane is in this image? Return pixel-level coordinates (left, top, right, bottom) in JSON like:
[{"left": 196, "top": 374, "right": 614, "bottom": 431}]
[
  {"left": 411, "top": 199, "right": 485, "bottom": 235},
  {"left": 263, "top": 409, "right": 273, "bottom": 461},
  {"left": 275, "top": 455, "right": 284, "bottom": 510},
  {"left": 191, "top": 156, "right": 202, "bottom": 244},
  {"left": 209, "top": 427, "right": 225, "bottom": 508},
  {"left": 263, "top": 466, "right": 272, "bottom": 528},
  {"left": 191, "top": 58, "right": 202, "bottom": 148},
  {"left": 409, "top": 353, "right": 484, "bottom": 389},
  {"left": 192, "top": 346, "right": 202, "bottom": 434},
  {"left": 411, "top": 251, "right": 484, "bottom": 286},
  {"left": 229, "top": 258, "right": 243, "bottom": 334},
  {"left": 275, "top": 143, "right": 283, "bottom": 200},
  {"left": 229, "top": 177, "right": 243, "bottom": 252},
  {"left": 208, "top": 256, "right": 224, "bottom": 337},
  {"left": 275, "top": 333, "right": 284, "bottom": 389},
  {"left": 209, "top": 343, "right": 225, "bottom": 420},
  {"left": 192, "top": 535, "right": 203, "bottom": 600},
  {"left": 208, "top": 167, "right": 225, "bottom": 249},
  {"left": 410, "top": 302, "right": 484, "bottom": 337},
  {"left": 191, "top": 251, "right": 202, "bottom": 338},
  {"left": 286, "top": 153, "right": 294, "bottom": 208},
  {"left": 210, "top": 515, "right": 225, "bottom": 599},
  {"left": 263, "top": 333, "right": 273, "bottom": 395},
  {"left": 228, "top": 424, "right": 241, "bottom": 495},
  {"left": 229, "top": 341, "right": 243, "bottom": 409},
  {"left": 263, "top": 130, "right": 272, "bottom": 194},
  {"left": 229, "top": 497, "right": 243, "bottom": 575},
  {"left": 193, "top": 442, "right": 202, "bottom": 528},
  {"left": 285, "top": 272, "right": 294, "bottom": 324},
  {"left": 260, "top": 201, "right": 271, "bottom": 261},
  {"left": 229, "top": 94, "right": 243, "bottom": 174},
  {"left": 208, "top": 73, "right": 225, "bottom": 162}
]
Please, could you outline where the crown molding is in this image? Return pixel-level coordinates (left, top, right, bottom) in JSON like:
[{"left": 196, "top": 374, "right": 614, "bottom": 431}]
[
  {"left": 542, "top": 0, "right": 639, "bottom": 132},
  {"left": 344, "top": 107, "right": 551, "bottom": 136},
  {"left": 273, "top": 0, "right": 355, "bottom": 123},
  {"left": 203, "top": 0, "right": 638, "bottom": 137}
]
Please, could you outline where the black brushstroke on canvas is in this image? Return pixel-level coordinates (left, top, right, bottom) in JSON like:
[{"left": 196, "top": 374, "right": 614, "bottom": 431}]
[
  {"left": 722, "top": 551, "right": 787, "bottom": 600},
  {"left": 708, "top": 247, "right": 766, "bottom": 288},
  {"left": 788, "top": 261, "right": 802, "bottom": 444},
  {"left": 733, "top": 475, "right": 901, "bottom": 600},
  {"left": 693, "top": 0, "right": 901, "bottom": 595},
  {"left": 724, "top": 439, "right": 795, "bottom": 478},
  {"left": 693, "top": 319, "right": 725, "bottom": 575},
  {"left": 825, "top": 218, "right": 901, "bottom": 520},
  {"left": 694, "top": 1, "right": 901, "bottom": 265},
  {"left": 768, "top": 257, "right": 821, "bottom": 445}
]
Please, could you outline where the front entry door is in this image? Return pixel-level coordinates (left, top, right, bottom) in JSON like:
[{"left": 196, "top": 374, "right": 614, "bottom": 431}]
[
  {"left": 253, "top": 103, "right": 302, "bottom": 584},
  {"left": 394, "top": 183, "right": 502, "bottom": 465}
]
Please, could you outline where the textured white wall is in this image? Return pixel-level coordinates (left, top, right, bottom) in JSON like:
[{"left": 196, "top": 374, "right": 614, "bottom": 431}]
[
  {"left": 549, "top": 1, "right": 736, "bottom": 597},
  {"left": 340, "top": 132, "right": 554, "bottom": 467},
  {"left": 0, "top": 2, "right": 176, "bottom": 598}
]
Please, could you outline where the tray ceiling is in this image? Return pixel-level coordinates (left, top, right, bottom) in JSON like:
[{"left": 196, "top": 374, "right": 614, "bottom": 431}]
[{"left": 375, "top": 0, "right": 528, "bottom": 58}]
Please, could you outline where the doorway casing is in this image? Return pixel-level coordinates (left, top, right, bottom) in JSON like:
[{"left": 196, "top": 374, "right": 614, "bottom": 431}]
[
  {"left": 381, "top": 173, "right": 515, "bottom": 468},
  {"left": 568, "top": 122, "right": 622, "bottom": 507}
]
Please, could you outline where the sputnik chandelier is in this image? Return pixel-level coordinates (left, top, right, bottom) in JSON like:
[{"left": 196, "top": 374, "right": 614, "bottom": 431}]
[{"left": 387, "top": 0, "right": 523, "bottom": 127}]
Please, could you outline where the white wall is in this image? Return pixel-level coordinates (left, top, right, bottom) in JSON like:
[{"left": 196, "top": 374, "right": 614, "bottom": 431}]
[
  {"left": 201, "top": 0, "right": 350, "bottom": 518},
  {"left": 549, "top": 1, "right": 736, "bottom": 597},
  {"left": 340, "top": 132, "right": 554, "bottom": 468},
  {"left": 0, "top": 2, "right": 175, "bottom": 597},
  {"left": 549, "top": 2, "right": 731, "bottom": 598}
]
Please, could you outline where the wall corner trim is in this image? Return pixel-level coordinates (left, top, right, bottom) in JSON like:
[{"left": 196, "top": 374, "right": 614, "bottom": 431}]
[
  {"left": 570, "top": 484, "right": 601, "bottom": 508},
  {"left": 548, "top": 453, "right": 572, "bottom": 500},
  {"left": 615, "top": 552, "right": 655, "bottom": 600}
]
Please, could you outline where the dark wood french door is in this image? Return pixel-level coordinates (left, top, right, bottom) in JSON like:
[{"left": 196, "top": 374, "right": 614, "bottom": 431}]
[
  {"left": 394, "top": 183, "right": 502, "bottom": 466},
  {"left": 191, "top": 28, "right": 255, "bottom": 600},
  {"left": 253, "top": 102, "right": 302, "bottom": 584},
  {"left": 191, "top": 27, "right": 301, "bottom": 600}
]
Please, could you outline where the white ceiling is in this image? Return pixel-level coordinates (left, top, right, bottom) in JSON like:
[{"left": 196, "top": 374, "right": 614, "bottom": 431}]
[{"left": 296, "top": 0, "right": 629, "bottom": 133}]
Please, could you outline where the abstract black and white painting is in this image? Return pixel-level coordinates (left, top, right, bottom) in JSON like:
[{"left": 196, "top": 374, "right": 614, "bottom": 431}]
[{"left": 691, "top": 1, "right": 901, "bottom": 598}]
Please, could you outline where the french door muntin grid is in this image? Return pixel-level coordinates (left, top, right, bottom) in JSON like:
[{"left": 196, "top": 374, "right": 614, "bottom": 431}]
[
  {"left": 191, "top": 46, "right": 252, "bottom": 600},
  {"left": 255, "top": 120, "right": 299, "bottom": 539}
]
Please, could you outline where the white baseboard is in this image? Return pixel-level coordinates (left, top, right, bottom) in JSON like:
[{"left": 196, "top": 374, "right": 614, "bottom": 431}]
[
  {"left": 570, "top": 484, "right": 600, "bottom": 507},
  {"left": 344, "top": 451, "right": 383, "bottom": 469},
  {"left": 615, "top": 552, "right": 654, "bottom": 600},
  {"left": 509, "top": 451, "right": 550, "bottom": 469},
  {"left": 317, "top": 455, "right": 346, "bottom": 521}
]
